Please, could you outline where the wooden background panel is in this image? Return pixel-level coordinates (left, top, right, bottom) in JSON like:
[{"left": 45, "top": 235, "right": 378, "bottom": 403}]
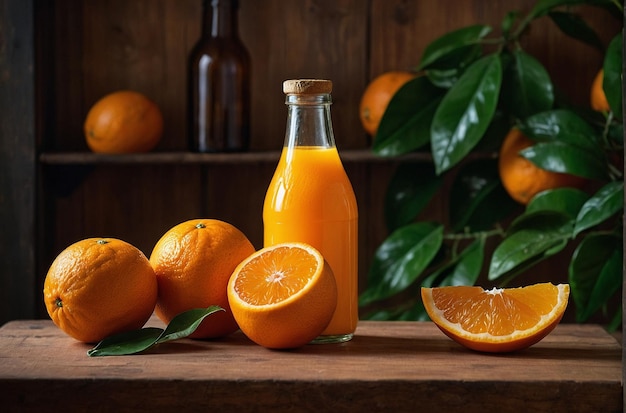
[
  {"left": 47, "top": 165, "right": 205, "bottom": 256},
  {"left": 0, "top": 0, "right": 37, "bottom": 323},
  {"left": 49, "top": 0, "right": 84, "bottom": 151},
  {"left": 240, "top": 0, "right": 369, "bottom": 150},
  {"left": 203, "top": 163, "right": 276, "bottom": 250}
]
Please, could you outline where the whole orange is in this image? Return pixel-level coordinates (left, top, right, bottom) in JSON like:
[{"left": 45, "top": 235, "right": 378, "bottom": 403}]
[
  {"left": 359, "top": 71, "right": 416, "bottom": 136},
  {"left": 43, "top": 238, "right": 158, "bottom": 343},
  {"left": 590, "top": 69, "right": 610, "bottom": 112},
  {"left": 498, "top": 128, "right": 587, "bottom": 205},
  {"left": 84, "top": 90, "right": 164, "bottom": 153},
  {"left": 149, "top": 219, "right": 255, "bottom": 339}
]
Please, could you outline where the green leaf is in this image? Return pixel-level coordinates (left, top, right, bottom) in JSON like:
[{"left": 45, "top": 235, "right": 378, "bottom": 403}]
[
  {"left": 548, "top": 11, "right": 604, "bottom": 51},
  {"left": 527, "top": 0, "right": 590, "bottom": 19},
  {"left": 607, "top": 308, "right": 622, "bottom": 332},
  {"left": 501, "top": 11, "right": 520, "bottom": 36},
  {"left": 489, "top": 211, "right": 573, "bottom": 280},
  {"left": 360, "top": 222, "right": 443, "bottom": 305},
  {"left": 158, "top": 306, "right": 224, "bottom": 343},
  {"left": 384, "top": 162, "right": 443, "bottom": 231},
  {"left": 501, "top": 49, "right": 554, "bottom": 119},
  {"left": 419, "top": 25, "right": 493, "bottom": 70},
  {"left": 88, "top": 306, "right": 224, "bottom": 357},
  {"left": 364, "top": 300, "right": 430, "bottom": 322},
  {"left": 446, "top": 238, "right": 485, "bottom": 286},
  {"left": 425, "top": 45, "right": 483, "bottom": 88},
  {"left": 608, "top": 122, "right": 624, "bottom": 146},
  {"left": 519, "top": 109, "right": 601, "bottom": 150},
  {"left": 603, "top": 33, "right": 623, "bottom": 116},
  {"left": 583, "top": 249, "right": 622, "bottom": 322},
  {"left": 525, "top": 187, "right": 589, "bottom": 219},
  {"left": 449, "top": 159, "right": 519, "bottom": 232},
  {"left": 397, "top": 300, "right": 430, "bottom": 321},
  {"left": 569, "top": 233, "right": 621, "bottom": 322},
  {"left": 373, "top": 77, "right": 443, "bottom": 157},
  {"left": 520, "top": 141, "right": 608, "bottom": 180},
  {"left": 363, "top": 308, "right": 401, "bottom": 321},
  {"left": 431, "top": 54, "right": 503, "bottom": 174},
  {"left": 87, "top": 328, "right": 164, "bottom": 357},
  {"left": 573, "top": 181, "right": 624, "bottom": 236},
  {"left": 423, "top": 238, "right": 485, "bottom": 287}
]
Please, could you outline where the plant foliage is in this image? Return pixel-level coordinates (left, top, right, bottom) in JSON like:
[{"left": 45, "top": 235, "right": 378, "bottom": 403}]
[{"left": 361, "top": 0, "right": 624, "bottom": 330}]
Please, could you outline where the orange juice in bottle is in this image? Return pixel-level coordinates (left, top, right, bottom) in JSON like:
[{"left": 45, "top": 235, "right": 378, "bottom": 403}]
[{"left": 263, "top": 79, "right": 358, "bottom": 343}]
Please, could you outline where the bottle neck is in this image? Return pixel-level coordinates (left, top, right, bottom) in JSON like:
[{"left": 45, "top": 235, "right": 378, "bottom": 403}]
[
  {"left": 202, "top": 0, "right": 239, "bottom": 38},
  {"left": 284, "top": 93, "right": 335, "bottom": 148}
]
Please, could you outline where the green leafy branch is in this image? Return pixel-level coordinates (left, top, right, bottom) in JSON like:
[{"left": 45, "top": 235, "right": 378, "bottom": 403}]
[{"left": 361, "top": 0, "right": 624, "bottom": 329}]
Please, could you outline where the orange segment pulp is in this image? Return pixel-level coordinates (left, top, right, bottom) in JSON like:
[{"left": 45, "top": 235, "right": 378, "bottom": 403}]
[
  {"left": 421, "top": 283, "right": 570, "bottom": 352},
  {"left": 227, "top": 242, "right": 337, "bottom": 349}
]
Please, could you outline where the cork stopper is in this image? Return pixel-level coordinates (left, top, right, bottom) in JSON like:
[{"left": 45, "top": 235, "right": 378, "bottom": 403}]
[{"left": 283, "top": 79, "right": 332, "bottom": 95}]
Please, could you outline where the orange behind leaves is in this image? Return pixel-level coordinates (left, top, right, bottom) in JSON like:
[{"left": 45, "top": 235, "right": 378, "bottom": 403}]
[
  {"left": 227, "top": 242, "right": 337, "bottom": 349},
  {"left": 43, "top": 238, "right": 158, "bottom": 343},
  {"left": 84, "top": 90, "right": 164, "bottom": 154},
  {"left": 422, "top": 283, "right": 570, "bottom": 353},
  {"left": 498, "top": 128, "right": 586, "bottom": 205},
  {"left": 149, "top": 219, "right": 255, "bottom": 339},
  {"left": 590, "top": 69, "right": 610, "bottom": 112},
  {"left": 359, "top": 71, "right": 416, "bottom": 136}
]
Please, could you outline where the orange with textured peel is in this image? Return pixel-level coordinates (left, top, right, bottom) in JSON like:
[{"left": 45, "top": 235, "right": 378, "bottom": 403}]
[
  {"left": 498, "top": 128, "right": 587, "bottom": 205},
  {"left": 359, "top": 71, "right": 416, "bottom": 136},
  {"left": 590, "top": 69, "right": 610, "bottom": 112},
  {"left": 149, "top": 219, "right": 255, "bottom": 339},
  {"left": 84, "top": 90, "right": 163, "bottom": 153},
  {"left": 43, "top": 238, "right": 158, "bottom": 343}
]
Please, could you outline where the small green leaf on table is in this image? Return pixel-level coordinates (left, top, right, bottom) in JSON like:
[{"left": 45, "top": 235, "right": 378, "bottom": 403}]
[{"left": 87, "top": 306, "right": 224, "bottom": 357}]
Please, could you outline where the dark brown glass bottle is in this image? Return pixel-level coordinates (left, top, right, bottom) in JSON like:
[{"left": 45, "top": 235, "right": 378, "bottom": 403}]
[{"left": 188, "top": 0, "right": 251, "bottom": 152}]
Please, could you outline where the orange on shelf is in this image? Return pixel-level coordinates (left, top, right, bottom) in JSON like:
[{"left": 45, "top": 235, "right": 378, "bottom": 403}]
[{"left": 84, "top": 90, "right": 164, "bottom": 154}]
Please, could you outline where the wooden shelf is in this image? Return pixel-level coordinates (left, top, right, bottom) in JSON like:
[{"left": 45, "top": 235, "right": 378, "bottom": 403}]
[
  {"left": 0, "top": 318, "right": 621, "bottom": 413},
  {"left": 38, "top": 150, "right": 436, "bottom": 165}
]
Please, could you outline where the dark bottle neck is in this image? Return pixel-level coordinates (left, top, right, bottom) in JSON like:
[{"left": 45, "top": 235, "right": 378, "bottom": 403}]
[
  {"left": 284, "top": 93, "right": 335, "bottom": 148},
  {"left": 202, "top": 0, "right": 239, "bottom": 38}
]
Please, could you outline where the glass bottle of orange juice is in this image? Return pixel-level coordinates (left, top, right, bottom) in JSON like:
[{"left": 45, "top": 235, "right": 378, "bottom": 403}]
[{"left": 263, "top": 79, "right": 358, "bottom": 343}]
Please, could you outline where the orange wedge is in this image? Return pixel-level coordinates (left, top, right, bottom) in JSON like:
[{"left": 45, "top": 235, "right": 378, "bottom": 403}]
[
  {"left": 227, "top": 242, "right": 337, "bottom": 349},
  {"left": 421, "top": 283, "right": 570, "bottom": 352}
]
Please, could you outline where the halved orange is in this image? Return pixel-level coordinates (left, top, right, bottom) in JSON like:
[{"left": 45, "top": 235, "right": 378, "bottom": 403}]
[
  {"left": 421, "top": 283, "right": 570, "bottom": 353},
  {"left": 227, "top": 242, "right": 337, "bottom": 349}
]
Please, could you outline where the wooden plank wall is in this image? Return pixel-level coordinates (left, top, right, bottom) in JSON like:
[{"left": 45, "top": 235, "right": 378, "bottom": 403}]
[
  {"left": 34, "top": 0, "right": 620, "bottom": 320},
  {"left": 0, "top": 0, "right": 36, "bottom": 323}
]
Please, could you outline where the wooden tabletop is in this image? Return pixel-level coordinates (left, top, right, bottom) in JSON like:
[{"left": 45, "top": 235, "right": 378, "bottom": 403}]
[{"left": 0, "top": 318, "right": 621, "bottom": 413}]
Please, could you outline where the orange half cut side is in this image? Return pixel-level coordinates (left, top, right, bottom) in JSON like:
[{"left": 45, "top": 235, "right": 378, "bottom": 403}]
[
  {"left": 227, "top": 242, "right": 337, "bottom": 349},
  {"left": 421, "top": 283, "right": 570, "bottom": 352}
]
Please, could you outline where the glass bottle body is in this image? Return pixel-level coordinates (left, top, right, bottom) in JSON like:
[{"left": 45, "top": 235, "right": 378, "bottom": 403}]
[
  {"left": 188, "top": 0, "right": 250, "bottom": 152},
  {"left": 263, "top": 90, "right": 359, "bottom": 343}
]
